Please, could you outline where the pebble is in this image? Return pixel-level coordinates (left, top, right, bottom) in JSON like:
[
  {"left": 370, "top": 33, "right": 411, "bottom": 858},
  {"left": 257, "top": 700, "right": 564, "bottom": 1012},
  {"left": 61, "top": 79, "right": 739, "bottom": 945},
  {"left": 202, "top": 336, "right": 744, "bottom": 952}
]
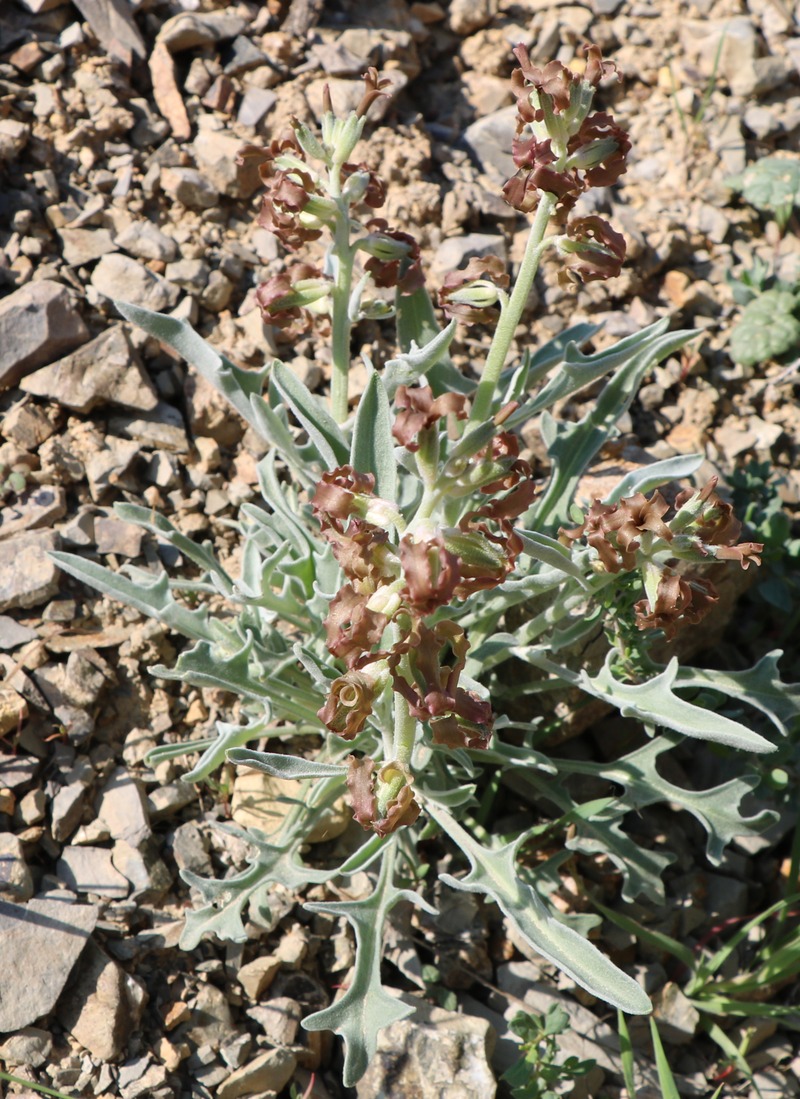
[
  {"left": 50, "top": 758, "right": 94, "bottom": 842},
  {"left": 57, "top": 227, "right": 118, "bottom": 267},
  {"left": 462, "top": 106, "right": 517, "bottom": 184},
  {"left": 0, "top": 280, "right": 89, "bottom": 389},
  {"left": 448, "top": 0, "right": 497, "bottom": 36},
  {"left": 237, "top": 86, "right": 277, "bottom": 128},
  {"left": 112, "top": 840, "right": 172, "bottom": 903},
  {"left": 0, "top": 486, "right": 67, "bottom": 543},
  {"left": 186, "top": 983, "right": 234, "bottom": 1049},
  {"left": 91, "top": 253, "right": 180, "bottom": 312},
  {"left": 165, "top": 258, "right": 210, "bottom": 293},
  {"left": 0, "top": 529, "right": 61, "bottom": 612},
  {"left": 21, "top": 325, "right": 159, "bottom": 414},
  {"left": 110, "top": 404, "right": 190, "bottom": 453},
  {"left": 57, "top": 845, "right": 130, "bottom": 899},
  {"left": 0, "top": 119, "right": 30, "bottom": 160},
  {"left": 0, "top": 1026, "right": 53, "bottom": 1068},
  {"left": 1, "top": 403, "right": 55, "bottom": 450},
  {"left": 96, "top": 766, "right": 151, "bottom": 848},
  {"left": 0, "top": 616, "right": 37, "bottom": 650},
  {"left": 156, "top": 11, "right": 247, "bottom": 51},
  {"left": 169, "top": 821, "right": 212, "bottom": 875},
  {"left": 0, "top": 683, "right": 27, "bottom": 735},
  {"left": 94, "top": 515, "right": 145, "bottom": 558},
  {"left": 115, "top": 220, "right": 179, "bottom": 263},
  {"left": 0, "top": 832, "right": 34, "bottom": 902},
  {"left": 430, "top": 232, "right": 507, "bottom": 282},
  {"left": 160, "top": 166, "right": 219, "bottom": 210},
  {"left": 0, "top": 897, "right": 97, "bottom": 1031},
  {"left": 85, "top": 437, "right": 141, "bottom": 501},
  {"left": 237, "top": 955, "right": 282, "bottom": 1000},
  {"left": 57, "top": 940, "right": 140, "bottom": 1060},
  {"left": 216, "top": 1047, "right": 297, "bottom": 1099},
  {"left": 653, "top": 981, "right": 700, "bottom": 1045}
]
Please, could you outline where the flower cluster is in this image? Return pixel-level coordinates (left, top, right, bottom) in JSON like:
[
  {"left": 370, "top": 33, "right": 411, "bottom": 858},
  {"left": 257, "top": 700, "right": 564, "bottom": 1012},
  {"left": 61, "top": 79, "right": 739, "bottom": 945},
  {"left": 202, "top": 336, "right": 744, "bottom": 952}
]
[
  {"left": 312, "top": 392, "right": 536, "bottom": 833},
  {"left": 561, "top": 479, "right": 762, "bottom": 639},
  {"left": 503, "top": 43, "right": 630, "bottom": 281}
]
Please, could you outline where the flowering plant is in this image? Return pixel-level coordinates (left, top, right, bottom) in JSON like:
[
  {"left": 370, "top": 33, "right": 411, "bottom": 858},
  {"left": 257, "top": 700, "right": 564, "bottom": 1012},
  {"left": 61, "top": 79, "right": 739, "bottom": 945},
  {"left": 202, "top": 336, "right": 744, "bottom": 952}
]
[{"left": 56, "top": 47, "right": 793, "bottom": 1086}]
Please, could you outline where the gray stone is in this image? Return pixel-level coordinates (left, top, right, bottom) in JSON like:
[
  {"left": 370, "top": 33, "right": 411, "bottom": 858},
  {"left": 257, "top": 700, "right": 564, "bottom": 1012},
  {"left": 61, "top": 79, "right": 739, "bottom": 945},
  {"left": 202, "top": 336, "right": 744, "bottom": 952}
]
[
  {"left": 0, "top": 530, "right": 61, "bottom": 612},
  {"left": 96, "top": 766, "right": 150, "bottom": 848},
  {"left": 160, "top": 166, "right": 218, "bottom": 210},
  {"left": 0, "top": 1027, "right": 53, "bottom": 1067},
  {"left": 0, "top": 119, "right": 30, "bottom": 161},
  {"left": 147, "top": 781, "right": 198, "bottom": 820},
  {"left": 0, "top": 897, "right": 97, "bottom": 1031},
  {"left": 186, "top": 982, "right": 234, "bottom": 1048},
  {"left": 71, "top": 0, "right": 146, "bottom": 60},
  {"left": 94, "top": 515, "right": 144, "bottom": 558},
  {"left": 0, "top": 751, "right": 38, "bottom": 790},
  {"left": 463, "top": 106, "right": 517, "bottom": 184},
  {"left": 57, "top": 845, "right": 130, "bottom": 899},
  {"left": 91, "top": 254, "right": 180, "bottom": 312},
  {"left": 0, "top": 833, "right": 34, "bottom": 902},
  {"left": 1, "top": 403, "right": 55, "bottom": 450},
  {"left": 112, "top": 840, "right": 172, "bottom": 902},
  {"left": 237, "top": 86, "right": 277, "bottom": 128},
  {"left": 0, "top": 486, "right": 67, "bottom": 543},
  {"left": 431, "top": 232, "right": 507, "bottom": 283},
  {"left": 201, "top": 270, "right": 234, "bottom": 313},
  {"left": 110, "top": 404, "right": 190, "bottom": 453},
  {"left": 164, "top": 258, "right": 210, "bottom": 293},
  {"left": 114, "top": 220, "right": 178, "bottom": 263},
  {"left": 448, "top": 0, "right": 497, "bottom": 35},
  {"left": 169, "top": 821, "right": 212, "bottom": 875},
  {"left": 193, "top": 128, "right": 261, "bottom": 200},
  {"left": 156, "top": 11, "right": 247, "bottom": 51},
  {"left": 51, "top": 757, "right": 94, "bottom": 843},
  {"left": 0, "top": 616, "right": 37, "bottom": 649},
  {"left": 21, "top": 326, "right": 159, "bottom": 414},
  {"left": 356, "top": 999, "right": 496, "bottom": 1099},
  {"left": 0, "top": 280, "right": 89, "bottom": 389},
  {"left": 84, "top": 437, "right": 140, "bottom": 502},
  {"left": 57, "top": 227, "right": 118, "bottom": 267},
  {"left": 653, "top": 981, "right": 700, "bottom": 1045},
  {"left": 57, "top": 940, "right": 140, "bottom": 1060},
  {"left": 216, "top": 1047, "right": 297, "bottom": 1099},
  {"left": 247, "top": 997, "right": 301, "bottom": 1047}
]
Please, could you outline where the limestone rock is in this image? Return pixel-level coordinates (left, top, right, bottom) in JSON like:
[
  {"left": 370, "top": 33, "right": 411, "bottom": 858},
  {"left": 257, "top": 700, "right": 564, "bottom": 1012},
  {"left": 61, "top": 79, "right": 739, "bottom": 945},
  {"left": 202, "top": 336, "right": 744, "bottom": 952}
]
[
  {"left": 0, "top": 1027, "right": 53, "bottom": 1068},
  {"left": 57, "top": 845, "right": 130, "bottom": 899},
  {"left": 463, "top": 107, "right": 517, "bottom": 185},
  {"left": 96, "top": 766, "right": 150, "bottom": 848},
  {"left": 114, "top": 220, "right": 178, "bottom": 263},
  {"left": 448, "top": 0, "right": 497, "bottom": 35},
  {"left": 0, "top": 530, "right": 61, "bottom": 612},
  {"left": 57, "top": 940, "right": 142, "bottom": 1060},
  {"left": 216, "top": 1047, "right": 297, "bottom": 1099},
  {"left": 21, "top": 326, "right": 159, "bottom": 414},
  {"left": 0, "top": 119, "right": 30, "bottom": 160},
  {"left": 194, "top": 128, "right": 262, "bottom": 198},
  {"left": 0, "top": 833, "right": 34, "bottom": 902},
  {"left": 0, "top": 486, "right": 67, "bottom": 542},
  {"left": 91, "top": 254, "right": 180, "bottom": 312},
  {"left": 356, "top": 1000, "right": 496, "bottom": 1099},
  {"left": 0, "top": 281, "right": 89, "bottom": 389},
  {"left": 57, "top": 227, "right": 118, "bottom": 267},
  {"left": 157, "top": 11, "right": 247, "bottom": 51},
  {"left": 0, "top": 898, "right": 97, "bottom": 1031},
  {"left": 160, "top": 166, "right": 219, "bottom": 210}
]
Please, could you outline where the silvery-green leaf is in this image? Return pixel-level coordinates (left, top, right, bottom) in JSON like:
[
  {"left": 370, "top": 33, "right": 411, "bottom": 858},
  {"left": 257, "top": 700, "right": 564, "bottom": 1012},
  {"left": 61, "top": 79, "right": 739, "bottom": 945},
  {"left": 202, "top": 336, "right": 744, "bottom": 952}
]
[
  {"left": 303, "top": 847, "right": 436, "bottom": 1086},
  {"left": 248, "top": 394, "right": 317, "bottom": 484},
  {"left": 383, "top": 318, "right": 459, "bottom": 396},
  {"left": 523, "top": 321, "right": 601, "bottom": 386},
  {"left": 270, "top": 361, "right": 349, "bottom": 469},
  {"left": 516, "top": 530, "right": 591, "bottom": 587},
  {"left": 527, "top": 325, "right": 695, "bottom": 528},
  {"left": 183, "top": 719, "right": 271, "bottom": 783},
  {"left": 427, "top": 803, "right": 651, "bottom": 1015},
  {"left": 227, "top": 748, "right": 347, "bottom": 780},
  {"left": 351, "top": 370, "right": 397, "bottom": 502},
  {"left": 115, "top": 300, "right": 269, "bottom": 430},
  {"left": 675, "top": 651, "right": 799, "bottom": 738},
  {"left": 603, "top": 453, "right": 704, "bottom": 504},
  {"left": 729, "top": 290, "right": 800, "bottom": 367},
  {"left": 729, "top": 155, "right": 800, "bottom": 225},
  {"left": 114, "top": 502, "right": 233, "bottom": 593},
  {"left": 50, "top": 552, "right": 213, "bottom": 641},
  {"left": 394, "top": 284, "right": 472, "bottom": 395}
]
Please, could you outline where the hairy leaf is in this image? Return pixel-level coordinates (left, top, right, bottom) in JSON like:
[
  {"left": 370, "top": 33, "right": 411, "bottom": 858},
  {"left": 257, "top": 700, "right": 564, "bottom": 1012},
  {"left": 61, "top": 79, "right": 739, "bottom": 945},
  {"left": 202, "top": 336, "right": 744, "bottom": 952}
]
[
  {"left": 729, "top": 155, "right": 800, "bottom": 227},
  {"left": 351, "top": 370, "right": 398, "bottom": 502},
  {"left": 227, "top": 748, "right": 348, "bottom": 780},
  {"left": 270, "top": 361, "right": 350, "bottom": 469},
  {"left": 394, "top": 284, "right": 472, "bottom": 395},
  {"left": 675, "top": 650, "right": 799, "bottom": 739},
  {"left": 729, "top": 289, "right": 800, "bottom": 367}
]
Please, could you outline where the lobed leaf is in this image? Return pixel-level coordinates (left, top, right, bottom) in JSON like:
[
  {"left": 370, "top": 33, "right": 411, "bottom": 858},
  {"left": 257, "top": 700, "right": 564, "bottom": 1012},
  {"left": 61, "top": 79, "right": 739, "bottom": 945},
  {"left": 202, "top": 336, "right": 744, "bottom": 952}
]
[{"left": 729, "top": 289, "right": 800, "bottom": 367}]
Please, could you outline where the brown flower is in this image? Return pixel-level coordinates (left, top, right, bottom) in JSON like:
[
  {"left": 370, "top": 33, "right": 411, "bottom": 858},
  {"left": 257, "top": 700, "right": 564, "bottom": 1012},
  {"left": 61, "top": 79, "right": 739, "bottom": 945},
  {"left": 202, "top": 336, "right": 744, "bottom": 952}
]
[
  {"left": 341, "top": 162, "right": 386, "bottom": 208},
  {"left": 634, "top": 572, "right": 719, "bottom": 640},
  {"left": 392, "top": 385, "right": 468, "bottom": 450},
  {"left": 324, "top": 583, "right": 388, "bottom": 667},
  {"left": 255, "top": 262, "right": 329, "bottom": 335},
  {"left": 560, "top": 216, "right": 626, "bottom": 282},
  {"left": 399, "top": 531, "right": 461, "bottom": 614},
  {"left": 345, "top": 756, "right": 421, "bottom": 835},
  {"left": 318, "top": 670, "right": 378, "bottom": 740},
  {"left": 439, "top": 255, "right": 510, "bottom": 325},
  {"left": 570, "top": 113, "right": 631, "bottom": 189},
  {"left": 561, "top": 492, "right": 674, "bottom": 573},
  {"left": 357, "top": 67, "right": 394, "bottom": 119},
  {"left": 672, "top": 478, "right": 764, "bottom": 568},
  {"left": 312, "top": 466, "right": 377, "bottom": 528}
]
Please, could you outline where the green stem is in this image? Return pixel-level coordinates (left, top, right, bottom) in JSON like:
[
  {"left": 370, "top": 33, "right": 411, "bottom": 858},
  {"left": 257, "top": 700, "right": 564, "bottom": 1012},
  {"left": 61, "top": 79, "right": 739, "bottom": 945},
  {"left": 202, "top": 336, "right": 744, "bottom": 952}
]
[
  {"left": 391, "top": 677, "right": 418, "bottom": 769},
  {"left": 470, "top": 193, "right": 557, "bottom": 425},
  {"left": 329, "top": 183, "right": 356, "bottom": 424}
]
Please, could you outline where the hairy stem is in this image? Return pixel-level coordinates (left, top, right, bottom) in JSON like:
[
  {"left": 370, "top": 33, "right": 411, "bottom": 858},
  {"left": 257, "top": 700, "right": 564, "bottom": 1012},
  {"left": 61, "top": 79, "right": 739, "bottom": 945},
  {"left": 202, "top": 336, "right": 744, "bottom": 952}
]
[
  {"left": 470, "top": 193, "right": 557, "bottom": 425},
  {"left": 329, "top": 179, "right": 356, "bottom": 423}
]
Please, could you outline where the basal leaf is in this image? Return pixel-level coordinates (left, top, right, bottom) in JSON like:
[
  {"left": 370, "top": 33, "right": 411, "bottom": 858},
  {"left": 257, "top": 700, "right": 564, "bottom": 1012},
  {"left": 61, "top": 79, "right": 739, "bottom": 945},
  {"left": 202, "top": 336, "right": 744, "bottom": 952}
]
[
  {"left": 729, "top": 290, "right": 800, "bottom": 367},
  {"left": 182, "top": 718, "right": 271, "bottom": 783},
  {"left": 603, "top": 453, "right": 704, "bottom": 504},
  {"left": 730, "top": 155, "right": 800, "bottom": 225},
  {"left": 115, "top": 300, "right": 269, "bottom": 430},
  {"left": 427, "top": 803, "right": 652, "bottom": 1015},
  {"left": 675, "top": 650, "right": 799, "bottom": 739},
  {"left": 227, "top": 748, "right": 348, "bottom": 780},
  {"left": 114, "top": 502, "right": 233, "bottom": 594}
]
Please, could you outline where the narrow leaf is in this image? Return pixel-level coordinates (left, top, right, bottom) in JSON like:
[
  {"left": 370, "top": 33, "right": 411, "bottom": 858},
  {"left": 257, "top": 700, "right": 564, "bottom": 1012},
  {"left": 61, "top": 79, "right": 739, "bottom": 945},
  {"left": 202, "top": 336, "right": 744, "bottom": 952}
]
[
  {"left": 227, "top": 748, "right": 347, "bottom": 780},
  {"left": 270, "top": 361, "right": 349, "bottom": 469},
  {"left": 351, "top": 371, "right": 397, "bottom": 501}
]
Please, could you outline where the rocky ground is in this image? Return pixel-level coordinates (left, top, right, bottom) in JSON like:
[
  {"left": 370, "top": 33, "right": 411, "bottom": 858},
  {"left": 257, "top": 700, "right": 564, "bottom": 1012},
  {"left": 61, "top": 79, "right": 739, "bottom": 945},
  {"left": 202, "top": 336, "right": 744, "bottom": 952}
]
[{"left": 1, "top": 0, "right": 800, "bottom": 1097}]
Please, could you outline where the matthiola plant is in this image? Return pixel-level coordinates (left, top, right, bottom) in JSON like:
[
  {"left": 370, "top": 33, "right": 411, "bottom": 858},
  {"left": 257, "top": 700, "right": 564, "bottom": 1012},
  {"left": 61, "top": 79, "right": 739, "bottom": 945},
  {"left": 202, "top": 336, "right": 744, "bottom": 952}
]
[{"left": 55, "top": 49, "right": 796, "bottom": 1086}]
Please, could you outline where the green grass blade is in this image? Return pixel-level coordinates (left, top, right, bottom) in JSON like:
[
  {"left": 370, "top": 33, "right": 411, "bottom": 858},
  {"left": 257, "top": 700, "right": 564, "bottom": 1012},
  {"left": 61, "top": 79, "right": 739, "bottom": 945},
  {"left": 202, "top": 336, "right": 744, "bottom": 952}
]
[
  {"left": 617, "top": 1010, "right": 637, "bottom": 1097},
  {"left": 649, "top": 1018, "right": 681, "bottom": 1099}
]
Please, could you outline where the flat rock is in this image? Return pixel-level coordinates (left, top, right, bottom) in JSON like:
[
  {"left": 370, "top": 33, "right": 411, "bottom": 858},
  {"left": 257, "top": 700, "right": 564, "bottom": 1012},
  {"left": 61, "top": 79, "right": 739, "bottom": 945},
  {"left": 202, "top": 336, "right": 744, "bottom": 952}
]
[
  {"left": 96, "top": 766, "right": 150, "bottom": 848},
  {"left": 57, "top": 845, "right": 130, "bottom": 899},
  {"left": 0, "top": 833, "right": 34, "bottom": 902},
  {"left": 156, "top": 11, "right": 247, "bottom": 51},
  {"left": 115, "top": 220, "right": 178, "bottom": 263},
  {"left": 0, "top": 530, "right": 61, "bottom": 612},
  {"left": 57, "top": 227, "right": 118, "bottom": 267},
  {"left": 0, "top": 897, "right": 97, "bottom": 1031},
  {"left": 430, "top": 232, "right": 507, "bottom": 282},
  {"left": 72, "top": 0, "right": 146, "bottom": 60},
  {"left": 57, "top": 940, "right": 140, "bottom": 1059},
  {"left": 160, "top": 166, "right": 218, "bottom": 210},
  {"left": 356, "top": 1000, "right": 496, "bottom": 1099},
  {"left": 0, "top": 615, "right": 38, "bottom": 650},
  {"left": 0, "top": 281, "right": 89, "bottom": 389},
  {"left": 463, "top": 106, "right": 517, "bottom": 184},
  {"left": 0, "top": 750, "right": 38, "bottom": 790},
  {"left": 109, "top": 404, "right": 190, "bottom": 453},
  {"left": 216, "top": 1047, "right": 296, "bottom": 1099},
  {"left": 91, "top": 254, "right": 180, "bottom": 312},
  {"left": 94, "top": 515, "right": 145, "bottom": 558},
  {"left": 0, "top": 486, "right": 67, "bottom": 542},
  {"left": 0, "top": 1026, "right": 52, "bottom": 1067},
  {"left": 193, "top": 128, "right": 262, "bottom": 198},
  {"left": 21, "top": 325, "right": 159, "bottom": 414}
]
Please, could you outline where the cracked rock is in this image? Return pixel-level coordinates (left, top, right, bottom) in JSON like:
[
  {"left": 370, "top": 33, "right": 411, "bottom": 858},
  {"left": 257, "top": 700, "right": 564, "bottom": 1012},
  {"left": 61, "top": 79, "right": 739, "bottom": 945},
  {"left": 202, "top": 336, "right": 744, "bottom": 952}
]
[
  {"left": 21, "top": 326, "right": 159, "bottom": 414},
  {"left": 0, "top": 529, "right": 61, "bottom": 612},
  {"left": 91, "top": 254, "right": 180, "bottom": 312},
  {"left": 0, "top": 281, "right": 89, "bottom": 389}
]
